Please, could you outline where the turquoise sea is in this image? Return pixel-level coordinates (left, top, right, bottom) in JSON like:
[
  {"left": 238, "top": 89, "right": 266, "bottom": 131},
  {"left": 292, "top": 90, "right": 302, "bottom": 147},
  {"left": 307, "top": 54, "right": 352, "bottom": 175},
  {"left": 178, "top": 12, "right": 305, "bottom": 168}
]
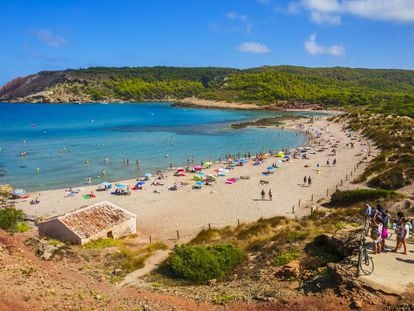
[{"left": 0, "top": 102, "right": 322, "bottom": 191}]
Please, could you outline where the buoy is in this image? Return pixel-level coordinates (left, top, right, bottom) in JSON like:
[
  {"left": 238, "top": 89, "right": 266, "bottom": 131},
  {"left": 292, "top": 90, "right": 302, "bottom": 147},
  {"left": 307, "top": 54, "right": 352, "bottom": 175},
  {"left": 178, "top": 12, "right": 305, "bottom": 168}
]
[{"left": 36, "top": 167, "right": 40, "bottom": 173}]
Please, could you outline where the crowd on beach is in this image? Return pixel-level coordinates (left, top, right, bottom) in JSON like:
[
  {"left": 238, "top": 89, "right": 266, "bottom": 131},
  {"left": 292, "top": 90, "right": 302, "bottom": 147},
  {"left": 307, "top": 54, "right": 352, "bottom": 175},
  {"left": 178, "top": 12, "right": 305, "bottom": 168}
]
[{"left": 366, "top": 203, "right": 412, "bottom": 255}]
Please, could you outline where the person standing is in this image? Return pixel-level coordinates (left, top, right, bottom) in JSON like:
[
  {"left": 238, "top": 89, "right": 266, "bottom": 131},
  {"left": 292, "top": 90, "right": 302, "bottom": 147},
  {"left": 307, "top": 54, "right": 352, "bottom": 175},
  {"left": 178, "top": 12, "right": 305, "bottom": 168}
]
[
  {"left": 268, "top": 189, "right": 273, "bottom": 201},
  {"left": 261, "top": 189, "right": 265, "bottom": 201},
  {"left": 308, "top": 176, "right": 312, "bottom": 186},
  {"left": 304, "top": 176, "right": 307, "bottom": 186}
]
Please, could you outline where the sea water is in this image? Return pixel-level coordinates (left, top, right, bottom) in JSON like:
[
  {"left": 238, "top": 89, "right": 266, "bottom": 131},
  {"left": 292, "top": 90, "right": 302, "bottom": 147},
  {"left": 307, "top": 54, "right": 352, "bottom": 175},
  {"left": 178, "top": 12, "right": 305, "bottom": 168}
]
[{"left": 0, "top": 102, "right": 322, "bottom": 191}]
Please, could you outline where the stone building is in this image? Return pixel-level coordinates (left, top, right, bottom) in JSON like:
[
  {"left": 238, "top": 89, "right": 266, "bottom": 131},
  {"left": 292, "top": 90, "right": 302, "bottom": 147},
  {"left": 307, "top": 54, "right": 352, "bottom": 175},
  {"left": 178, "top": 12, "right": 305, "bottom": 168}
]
[{"left": 38, "top": 201, "right": 136, "bottom": 244}]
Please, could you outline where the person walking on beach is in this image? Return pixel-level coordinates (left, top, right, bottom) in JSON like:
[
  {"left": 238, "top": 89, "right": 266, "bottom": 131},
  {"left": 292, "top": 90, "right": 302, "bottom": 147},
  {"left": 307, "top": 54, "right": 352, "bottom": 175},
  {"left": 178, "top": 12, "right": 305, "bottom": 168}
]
[
  {"left": 333, "top": 158, "right": 336, "bottom": 166},
  {"left": 261, "top": 189, "right": 265, "bottom": 201},
  {"left": 304, "top": 176, "right": 307, "bottom": 186},
  {"left": 308, "top": 176, "right": 312, "bottom": 186},
  {"left": 326, "top": 159, "right": 330, "bottom": 166},
  {"left": 268, "top": 189, "right": 273, "bottom": 201}
]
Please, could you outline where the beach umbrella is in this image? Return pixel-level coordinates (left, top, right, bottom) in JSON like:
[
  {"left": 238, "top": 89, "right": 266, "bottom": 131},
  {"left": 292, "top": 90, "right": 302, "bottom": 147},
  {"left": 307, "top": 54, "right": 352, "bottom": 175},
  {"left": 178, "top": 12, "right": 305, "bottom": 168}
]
[
  {"left": 12, "top": 189, "right": 26, "bottom": 196},
  {"left": 218, "top": 172, "right": 227, "bottom": 177},
  {"left": 206, "top": 174, "right": 216, "bottom": 181},
  {"left": 277, "top": 152, "right": 285, "bottom": 157},
  {"left": 239, "top": 158, "right": 247, "bottom": 163},
  {"left": 196, "top": 171, "right": 205, "bottom": 176},
  {"left": 101, "top": 181, "right": 111, "bottom": 187},
  {"left": 178, "top": 172, "right": 186, "bottom": 176},
  {"left": 204, "top": 161, "right": 213, "bottom": 166},
  {"left": 267, "top": 166, "right": 275, "bottom": 170},
  {"left": 144, "top": 173, "right": 152, "bottom": 177},
  {"left": 193, "top": 175, "right": 203, "bottom": 181},
  {"left": 195, "top": 181, "right": 203, "bottom": 186},
  {"left": 115, "top": 183, "right": 127, "bottom": 189},
  {"left": 176, "top": 167, "right": 185, "bottom": 172},
  {"left": 136, "top": 181, "right": 145, "bottom": 186},
  {"left": 194, "top": 165, "right": 202, "bottom": 171}
]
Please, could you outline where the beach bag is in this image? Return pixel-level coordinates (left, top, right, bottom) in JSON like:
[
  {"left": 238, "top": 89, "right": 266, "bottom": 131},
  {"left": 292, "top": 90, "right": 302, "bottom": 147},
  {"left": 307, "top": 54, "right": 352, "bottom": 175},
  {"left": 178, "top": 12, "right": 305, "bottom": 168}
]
[{"left": 381, "top": 226, "right": 388, "bottom": 239}]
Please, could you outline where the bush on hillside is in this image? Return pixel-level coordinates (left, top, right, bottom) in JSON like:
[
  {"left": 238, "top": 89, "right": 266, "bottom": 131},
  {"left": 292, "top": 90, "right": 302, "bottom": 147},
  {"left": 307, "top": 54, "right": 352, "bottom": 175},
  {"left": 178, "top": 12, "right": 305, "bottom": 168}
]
[
  {"left": 0, "top": 208, "right": 25, "bottom": 231},
  {"left": 330, "top": 189, "right": 401, "bottom": 206},
  {"left": 167, "top": 244, "right": 245, "bottom": 282}
]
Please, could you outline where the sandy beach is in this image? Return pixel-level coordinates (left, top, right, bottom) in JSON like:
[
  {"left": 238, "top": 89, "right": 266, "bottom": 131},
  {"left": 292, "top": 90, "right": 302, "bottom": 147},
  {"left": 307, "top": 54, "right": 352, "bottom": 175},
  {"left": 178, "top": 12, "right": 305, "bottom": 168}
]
[{"left": 15, "top": 115, "right": 374, "bottom": 243}]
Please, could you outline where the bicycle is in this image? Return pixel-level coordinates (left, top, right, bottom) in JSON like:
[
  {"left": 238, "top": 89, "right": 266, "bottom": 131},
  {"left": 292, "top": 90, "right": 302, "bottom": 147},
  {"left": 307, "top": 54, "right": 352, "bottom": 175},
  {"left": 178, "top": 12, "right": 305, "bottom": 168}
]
[{"left": 357, "top": 217, "right": 374, "bottom": 276}]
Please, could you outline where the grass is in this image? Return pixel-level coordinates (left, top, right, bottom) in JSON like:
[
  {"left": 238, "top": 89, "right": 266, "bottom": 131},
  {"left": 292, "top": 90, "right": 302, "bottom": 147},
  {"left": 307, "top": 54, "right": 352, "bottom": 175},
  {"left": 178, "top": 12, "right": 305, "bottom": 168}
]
[
  {"left": 212, "top": 293, "right": 239, "bottom": 305},
  {"left": 330, "top": 189, "right": 402, "bottom": 206},
  {"left": 83, "top": 238, "right": 123, "bottom": 249},
  {"left": 111, "top": 242, "right": 167, "bottom": 274},
  {"left": 273, "top": 249, "right": 299, "bottom": 266}
]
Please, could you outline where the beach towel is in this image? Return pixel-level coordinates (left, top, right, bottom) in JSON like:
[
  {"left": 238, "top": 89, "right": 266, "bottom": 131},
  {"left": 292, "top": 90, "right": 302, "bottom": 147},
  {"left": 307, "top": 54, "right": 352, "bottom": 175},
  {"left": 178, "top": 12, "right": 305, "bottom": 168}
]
[{"left": 83, "top": 195, "right": 91, "bottom": 199}]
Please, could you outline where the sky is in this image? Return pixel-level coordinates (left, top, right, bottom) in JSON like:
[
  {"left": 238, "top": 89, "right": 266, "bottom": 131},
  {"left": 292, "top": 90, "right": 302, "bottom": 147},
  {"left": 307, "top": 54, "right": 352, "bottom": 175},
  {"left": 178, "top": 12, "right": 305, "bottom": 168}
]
[{"left": 1, "top": 0, "right": 414, "bottom": 85}]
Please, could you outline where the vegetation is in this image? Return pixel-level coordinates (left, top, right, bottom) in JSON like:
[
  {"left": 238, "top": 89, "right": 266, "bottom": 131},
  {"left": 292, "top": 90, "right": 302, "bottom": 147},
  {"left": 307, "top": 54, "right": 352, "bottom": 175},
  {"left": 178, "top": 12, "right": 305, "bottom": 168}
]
[
  {"left": 0, "top": 208, "right": 25, "bottom": 232},
  {"left": 83, "top": 238, "right": 123, "bottom": 249},
  {"left": 166, "top": 244, "right": 245, "bottom": 282},
  {"left": 273, "top": 249, "right": 299, "bottom": 266},
  {"left": 343, "top": 113, "right": 414, "bottom": 189},
  {"left": 4, "top": 66, "right": 414, "bottom": 117},
  {"left": 330, "top": 189, "right": 401, "bottom": 206}
]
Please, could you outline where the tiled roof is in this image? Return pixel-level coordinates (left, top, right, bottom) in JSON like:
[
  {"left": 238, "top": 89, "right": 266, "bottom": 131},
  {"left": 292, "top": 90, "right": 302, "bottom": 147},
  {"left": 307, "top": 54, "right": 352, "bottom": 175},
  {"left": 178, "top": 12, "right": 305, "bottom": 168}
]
[{"left": 58, "top": 201, "right": 135, "bottom": 239}]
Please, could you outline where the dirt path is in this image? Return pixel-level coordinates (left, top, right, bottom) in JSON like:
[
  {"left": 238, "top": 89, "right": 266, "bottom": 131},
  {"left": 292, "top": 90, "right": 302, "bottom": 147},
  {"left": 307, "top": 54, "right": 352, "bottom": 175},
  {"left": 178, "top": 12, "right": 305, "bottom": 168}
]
[
  {"left": 119, "top": 249, "right": 170, "bottom": 288},
  {"left": 359, "top": 235, "right": 414, "bottom": 295}
]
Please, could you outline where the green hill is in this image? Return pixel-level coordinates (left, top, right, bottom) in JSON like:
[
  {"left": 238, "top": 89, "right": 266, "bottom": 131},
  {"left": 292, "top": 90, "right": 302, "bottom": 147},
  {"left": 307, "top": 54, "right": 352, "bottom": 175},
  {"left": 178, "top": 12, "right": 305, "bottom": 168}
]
[{"left": 1, "top": 66, "right": 413, "bottom": 116}]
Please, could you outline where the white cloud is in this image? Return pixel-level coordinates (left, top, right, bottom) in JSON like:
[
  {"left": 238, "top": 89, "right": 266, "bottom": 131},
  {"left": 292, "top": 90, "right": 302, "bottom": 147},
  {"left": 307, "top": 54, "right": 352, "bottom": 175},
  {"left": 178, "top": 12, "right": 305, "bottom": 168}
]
[
  {"left": 226, "top": 11, "right": 253, "bottom": 34},
  {"left": 287, "top": 2, "right": 301, "bottom": 14},
  {"left": 226, "top": 11, "right": 248, "bottom": 22},
  {"left": 310, "top": 11, "right": 342, "bottom": 25},
  {"left": 299, "top": 0, "right": 414, "bottom": 24},
  {"left": 30, "top": 28, "right": 68, "bottom": 47},
  {"left": 304, "top": 34, "right": 344, "bottom": 56},
  {"left": 238, "top": 42, "right": 271, "bottom": 54}
]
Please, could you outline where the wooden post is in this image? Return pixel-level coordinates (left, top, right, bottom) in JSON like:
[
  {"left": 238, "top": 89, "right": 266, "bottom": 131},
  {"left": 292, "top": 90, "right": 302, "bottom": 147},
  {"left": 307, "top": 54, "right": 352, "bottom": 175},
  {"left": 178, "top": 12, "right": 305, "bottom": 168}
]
[
  {"left": 298, "top": 199, "right": 301, "bottom": 207},
  {"left": 149, "top": 235, "right": 152, "bottom": 244},
  {"left": 326, "top": 189, "right": 329, "bottom": 196},
  {"left": 340, "top": 179, "right": 343, "bottom": 186},
  {"left": 295, "top": 215, "right": 298, "bottom": 220},
  {"left": 292, "top": 206, "right": 295, "bottom": 214},
  {"left": 237, "top": 219, "right": 240, "bottom": 226},
  {"left": 176, "top": 230, "right": 180, "bottom": 240},
  {"left": 208, "top": 223, "right": 211, "bottom": 230},
  {"left": 311, "top": 207, "right": 314, "bottom": 215},
  {"left": 346, "top": 174, "right": 348, "bottom": 181},
  {"left": 351, "top": 171, "right": 353, "bottom": 176},
  {"left": 311, "top": 194, "right": 314, "bottom": 202}
]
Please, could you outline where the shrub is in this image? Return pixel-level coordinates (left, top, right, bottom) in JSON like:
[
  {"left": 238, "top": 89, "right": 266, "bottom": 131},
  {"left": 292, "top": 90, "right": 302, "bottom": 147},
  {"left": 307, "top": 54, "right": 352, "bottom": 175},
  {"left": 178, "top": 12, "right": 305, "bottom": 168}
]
[
  {"left": 15, "top": 222, "right": 30, "bottom": 233},
  {"left": 273, "top": 249, "right": 298, "bottom": 266},
  {"left": 0, "top": 208, "right": 25, "bottom": 231},
  {"left": 330, "top": 189, "right": 401, "bottom": 206},
  {"left": 166, "top": 244, "right": 245, "bottom": 282}
]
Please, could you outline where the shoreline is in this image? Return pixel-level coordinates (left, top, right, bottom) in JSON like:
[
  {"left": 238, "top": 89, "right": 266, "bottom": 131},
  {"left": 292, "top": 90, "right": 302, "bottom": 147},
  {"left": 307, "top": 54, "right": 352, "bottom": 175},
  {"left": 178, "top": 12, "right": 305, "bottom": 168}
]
[{"left": 12, "top": 114, "right": 375, "bottom": 243}]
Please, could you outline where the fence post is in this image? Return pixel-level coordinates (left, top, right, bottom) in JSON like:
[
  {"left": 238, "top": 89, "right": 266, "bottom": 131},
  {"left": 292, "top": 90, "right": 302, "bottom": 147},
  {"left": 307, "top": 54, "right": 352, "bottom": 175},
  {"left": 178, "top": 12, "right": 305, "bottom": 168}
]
[
  {"left": 351, "top": 171, "right": 353, "bottom": 176},
  {"left": 298, "top": 199, "right": 301, "bottom": 207},
  {"left": 176, "top": 230, "right": 180, "bottom": 240},
  {"left": 326, "top": 189, "right": 329, "bottom": 196},
  {"left": 292, "top": 205, "right": 295, "bottom": 214},
  {"left": 237, "top": 219, "right": 240, "bottom": 226},
  {"left": 311, "top": 194, "right": 314, "bottom": 202},
  {"left": 346, "top": 174, "right": 348, "bottom": 181},
  {"left": 311, "top": 207, "right": 314, "bottom": 215},
  {"left": 340, "top": 179, "right": 343, "bottom": 186},
  {"left": 149, "top": 235, "right": 152, "bottom": 244},
  {"left": 208, "top": 223, "right": 211, "bottom": 230}
]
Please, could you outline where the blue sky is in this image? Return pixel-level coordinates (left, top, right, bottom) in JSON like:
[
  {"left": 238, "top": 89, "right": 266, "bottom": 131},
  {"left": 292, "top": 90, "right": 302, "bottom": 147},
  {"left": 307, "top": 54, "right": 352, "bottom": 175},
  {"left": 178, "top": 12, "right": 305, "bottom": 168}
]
[{"left": 1, "top": 0, "right": 414, "bottom": 85}]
